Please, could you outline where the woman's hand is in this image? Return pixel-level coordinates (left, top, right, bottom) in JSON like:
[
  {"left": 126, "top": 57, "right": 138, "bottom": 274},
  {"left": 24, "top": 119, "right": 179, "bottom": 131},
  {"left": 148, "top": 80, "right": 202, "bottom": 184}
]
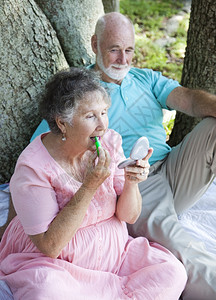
[
  {"left": 29, "top": 147, "right": 111, "bottom": 259},
  {"left": 83, "top": 147, "right": 111, "bottom": 190},
  {"left": 124, "top": 148, "right": 153, "bottom": 184}
]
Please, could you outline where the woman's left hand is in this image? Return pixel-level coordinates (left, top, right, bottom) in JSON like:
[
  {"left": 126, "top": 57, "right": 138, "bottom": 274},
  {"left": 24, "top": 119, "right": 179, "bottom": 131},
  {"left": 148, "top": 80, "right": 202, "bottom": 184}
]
[{"left": 125, "top": 148, "right": 153, "bottom": 184}]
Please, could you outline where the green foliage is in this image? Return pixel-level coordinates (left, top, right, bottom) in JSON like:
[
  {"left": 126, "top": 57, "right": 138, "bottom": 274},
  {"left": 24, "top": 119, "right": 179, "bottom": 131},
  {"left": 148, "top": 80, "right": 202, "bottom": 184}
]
[
  {"left": 163, "top": 118, "right": 175, "bottom": 137},
  {"left": 120, "top": 0, "right": 189, "bottom": 82},
  {"left": 120, "top": 0, "right": 184, "bottom": 31},
  {"left": 120, "top": 0, "right": 190, "bottom": 135}
]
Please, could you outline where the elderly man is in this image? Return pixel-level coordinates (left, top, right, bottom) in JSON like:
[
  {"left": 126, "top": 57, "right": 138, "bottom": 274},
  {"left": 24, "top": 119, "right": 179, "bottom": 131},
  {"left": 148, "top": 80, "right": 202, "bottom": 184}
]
[
  {"left": 31, "top": 12, "right": 216, "bottom": 300},
  {"left": 91, "top": 12, "right": 216, "bottom": 300}
]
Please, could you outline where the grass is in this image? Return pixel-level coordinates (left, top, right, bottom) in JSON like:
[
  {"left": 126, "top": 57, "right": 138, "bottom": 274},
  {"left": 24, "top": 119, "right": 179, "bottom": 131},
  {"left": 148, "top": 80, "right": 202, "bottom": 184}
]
[{"left": 120, "top": 0, "right": 190, "bottom": 134}]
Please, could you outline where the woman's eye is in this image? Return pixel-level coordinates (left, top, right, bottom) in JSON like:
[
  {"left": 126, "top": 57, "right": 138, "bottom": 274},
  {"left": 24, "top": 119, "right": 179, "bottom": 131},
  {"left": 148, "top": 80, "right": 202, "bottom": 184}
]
[{"left": 86, "top": 115, "right": 94, "bottom": 119}]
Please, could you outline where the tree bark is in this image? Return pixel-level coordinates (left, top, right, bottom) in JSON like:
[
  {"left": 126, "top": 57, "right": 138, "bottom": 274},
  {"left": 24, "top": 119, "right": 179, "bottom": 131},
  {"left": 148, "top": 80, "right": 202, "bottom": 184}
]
[
  {"left": 0, "top": 0, "right": 105, "bottom": 183},
  {"left": 168, "top": 0, "right": 216, "bottom": 147},
  {"left": 35, "top": 0, "right": 104, "bottom": 66},
  {"left": 0, "top": 0, "right": 69, "bottom": 183},
  {"left": 102, "top": 0, "right": 119, "bottom": 12}
]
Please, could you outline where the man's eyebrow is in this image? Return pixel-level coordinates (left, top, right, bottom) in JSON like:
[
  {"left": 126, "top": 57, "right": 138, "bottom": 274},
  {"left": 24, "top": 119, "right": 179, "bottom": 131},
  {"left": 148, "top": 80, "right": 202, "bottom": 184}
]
[
  {"left": 108, "top": 44, "right": 121, "bottom": 49},
  {"left": 127, "top": 46, "right": 135, "bottom": 50},
  {"left": 108, "top": 45, "right": 134, "bottom": 50}
]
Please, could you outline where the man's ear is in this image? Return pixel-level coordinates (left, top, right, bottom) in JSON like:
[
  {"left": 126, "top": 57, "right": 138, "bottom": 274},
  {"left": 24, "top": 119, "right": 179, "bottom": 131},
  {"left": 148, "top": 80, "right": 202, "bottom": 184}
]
[{"left": 91, "top": 34, "right": 98, "bottom": 54}]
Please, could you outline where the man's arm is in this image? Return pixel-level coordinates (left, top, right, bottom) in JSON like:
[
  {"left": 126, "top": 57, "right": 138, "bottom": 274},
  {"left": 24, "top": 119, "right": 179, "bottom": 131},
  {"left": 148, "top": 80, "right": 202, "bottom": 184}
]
[{"left": 166, "top": 86, "right": 216, "bottom": 118}]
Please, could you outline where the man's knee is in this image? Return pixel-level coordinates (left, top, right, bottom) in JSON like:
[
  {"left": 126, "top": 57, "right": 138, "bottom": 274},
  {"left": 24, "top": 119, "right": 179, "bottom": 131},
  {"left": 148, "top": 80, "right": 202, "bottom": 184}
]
[
  {"left": 199, "top": 117, "right": 216, "bottom": 172},
  {"left": 194, "top": 117, "right": 216, "bottom": 136},
  {"left": 189, "top": 117, "right": 216, "bottom": 172}
]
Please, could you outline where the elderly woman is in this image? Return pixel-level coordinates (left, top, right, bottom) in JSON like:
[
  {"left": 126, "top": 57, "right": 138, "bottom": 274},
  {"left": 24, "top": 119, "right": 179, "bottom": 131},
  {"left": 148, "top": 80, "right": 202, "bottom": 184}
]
[{"left": 0, "top": 68, "right": 187, "bottom": 299}]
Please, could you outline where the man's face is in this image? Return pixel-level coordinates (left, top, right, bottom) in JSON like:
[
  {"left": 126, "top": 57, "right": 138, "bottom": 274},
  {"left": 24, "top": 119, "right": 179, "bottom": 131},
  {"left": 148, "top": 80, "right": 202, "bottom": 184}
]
[{"left": 96, "top": 25, "right": 135, "bottom": 84}]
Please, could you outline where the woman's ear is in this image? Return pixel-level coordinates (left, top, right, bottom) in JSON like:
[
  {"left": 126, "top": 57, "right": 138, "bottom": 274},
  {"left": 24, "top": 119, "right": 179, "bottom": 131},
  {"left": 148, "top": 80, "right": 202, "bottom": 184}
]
[
  {"left": 91, "top": 34, "right": 98, "bottom": 54},
  {"left": 56, "top": 117, "right": 66, "bottom": 134}
]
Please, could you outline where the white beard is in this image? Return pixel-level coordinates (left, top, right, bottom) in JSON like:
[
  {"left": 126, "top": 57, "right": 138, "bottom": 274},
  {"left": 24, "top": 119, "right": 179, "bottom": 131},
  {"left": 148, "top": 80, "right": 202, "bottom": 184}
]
[{"left": 96, "top": 48, "right": 130, "bottom": 81}]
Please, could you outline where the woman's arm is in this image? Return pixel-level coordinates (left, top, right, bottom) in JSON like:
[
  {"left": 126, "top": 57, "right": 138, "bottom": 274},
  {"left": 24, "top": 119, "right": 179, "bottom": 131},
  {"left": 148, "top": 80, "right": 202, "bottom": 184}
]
[
  {"left": 29, "top": 148, "right": 111, "bottom": 259},
  {"left": 115, "top": 149, "right": 153, "bottom": 224}
]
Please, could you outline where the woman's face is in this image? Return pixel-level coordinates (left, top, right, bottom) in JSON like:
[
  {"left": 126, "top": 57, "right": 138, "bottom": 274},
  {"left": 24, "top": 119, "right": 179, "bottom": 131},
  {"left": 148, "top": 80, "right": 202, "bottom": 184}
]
[{"left": 64, "top": 91, "right": 109, "bottom": 154}]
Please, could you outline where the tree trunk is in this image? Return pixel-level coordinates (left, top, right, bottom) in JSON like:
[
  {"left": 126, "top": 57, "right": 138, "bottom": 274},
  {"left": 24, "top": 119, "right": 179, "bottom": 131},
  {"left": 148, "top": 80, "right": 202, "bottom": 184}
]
[
  {"left": 168, "top": 0, "right": 216, "bottom": 147},
  {"left": 0, "top": 0, "right": 105, "bottom": 184},
  {"left": 0, "top": 0, "right": 69, "bottom": 184},
  {"left": 102, "top": 0, "right": 119, "bottom": 12},
  {"left": 35, "top": 0, "right": 104, "bottom": 66}
]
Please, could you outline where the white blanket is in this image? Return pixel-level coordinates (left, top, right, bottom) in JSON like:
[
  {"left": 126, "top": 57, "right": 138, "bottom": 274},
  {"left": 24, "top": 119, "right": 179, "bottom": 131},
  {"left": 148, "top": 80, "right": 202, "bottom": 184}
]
[
  {"left": 178, "top": 178, "right": 216, "bottom": 255},
  {"left": 0, "top": 185, "right": 10, "bottom": 227}
]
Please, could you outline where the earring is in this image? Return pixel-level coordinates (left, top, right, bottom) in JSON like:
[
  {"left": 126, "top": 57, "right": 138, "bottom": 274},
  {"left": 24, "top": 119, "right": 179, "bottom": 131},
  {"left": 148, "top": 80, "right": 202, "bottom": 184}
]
[{"left": 62, "top": 133, "right": 66, "bottom": 141}]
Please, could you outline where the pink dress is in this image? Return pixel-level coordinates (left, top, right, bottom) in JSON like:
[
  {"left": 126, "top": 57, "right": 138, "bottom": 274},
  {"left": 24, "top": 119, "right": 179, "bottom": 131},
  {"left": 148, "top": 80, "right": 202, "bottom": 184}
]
[{"left": 0, "top": 129, "right": 187, "bottom": 300}]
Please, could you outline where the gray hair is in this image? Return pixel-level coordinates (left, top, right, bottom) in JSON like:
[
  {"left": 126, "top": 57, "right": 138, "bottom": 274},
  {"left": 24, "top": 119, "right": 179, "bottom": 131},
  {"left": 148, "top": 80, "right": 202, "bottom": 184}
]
[{"left": 40, "top": 67, "right": 110, "bottom": 134}]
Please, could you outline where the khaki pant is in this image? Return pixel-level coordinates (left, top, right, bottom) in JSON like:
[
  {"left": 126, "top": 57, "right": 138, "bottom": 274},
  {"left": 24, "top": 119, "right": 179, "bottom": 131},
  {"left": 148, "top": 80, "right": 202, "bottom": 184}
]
[{"left": 128, "top": 117, "right": 216, "bottom": 300}]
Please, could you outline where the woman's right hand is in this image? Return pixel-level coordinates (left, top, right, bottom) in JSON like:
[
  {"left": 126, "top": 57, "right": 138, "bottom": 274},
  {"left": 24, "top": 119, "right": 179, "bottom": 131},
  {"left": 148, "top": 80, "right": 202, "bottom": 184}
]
[{"left": 83, "top": 147, "right": 111, "bottom": 190}]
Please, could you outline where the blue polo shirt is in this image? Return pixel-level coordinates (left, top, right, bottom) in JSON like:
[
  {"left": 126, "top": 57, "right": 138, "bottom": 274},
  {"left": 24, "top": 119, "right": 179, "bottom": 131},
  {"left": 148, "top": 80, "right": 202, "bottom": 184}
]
[{"left": 31, "top": 67, "right": 180, "bottom": 165}]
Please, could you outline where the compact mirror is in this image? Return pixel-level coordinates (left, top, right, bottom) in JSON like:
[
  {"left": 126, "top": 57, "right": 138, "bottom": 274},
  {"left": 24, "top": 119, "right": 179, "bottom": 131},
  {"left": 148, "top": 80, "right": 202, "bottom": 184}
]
[{"left": 118, "top": 137, "right": 149, "bottom": 169}]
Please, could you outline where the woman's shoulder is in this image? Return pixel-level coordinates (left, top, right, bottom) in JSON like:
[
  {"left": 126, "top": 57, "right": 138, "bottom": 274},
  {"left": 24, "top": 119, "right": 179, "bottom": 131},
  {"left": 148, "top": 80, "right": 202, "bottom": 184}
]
[
  {"left": 105, "top": 128, "right": 122, "bottom": 138},
  {"left": 10, "top": 134, "right": 57, "bottom": 192},
  {"left": 102, "top": 129, "right": 125, "bottom": 161},
  {"left": 13, "top": 134, "right": 52, "bottom": 172},
  {"left": 102, "top": 129, "right": 122, "bottom": 149}
]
